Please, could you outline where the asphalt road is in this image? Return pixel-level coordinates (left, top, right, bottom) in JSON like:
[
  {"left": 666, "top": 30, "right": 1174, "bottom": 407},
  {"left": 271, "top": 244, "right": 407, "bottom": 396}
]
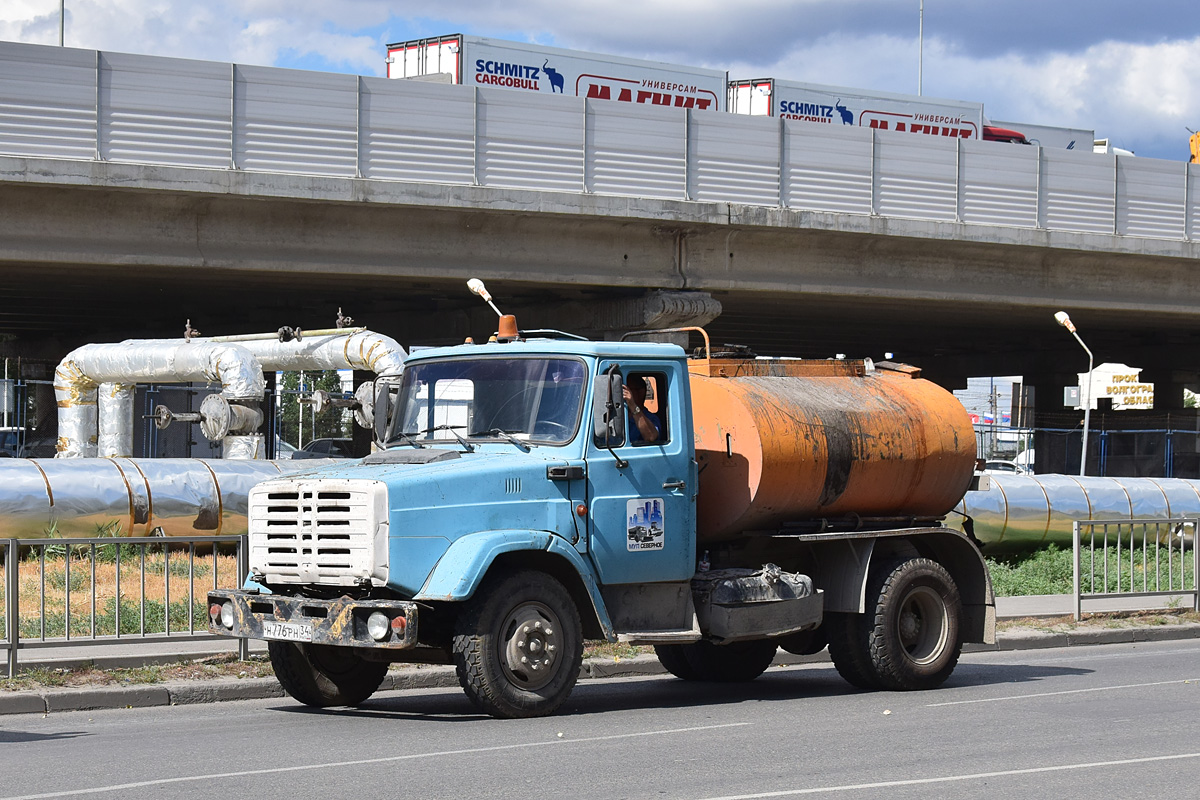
[{"left": 2, "top": 640, "right": 1200, "bottom": 800}]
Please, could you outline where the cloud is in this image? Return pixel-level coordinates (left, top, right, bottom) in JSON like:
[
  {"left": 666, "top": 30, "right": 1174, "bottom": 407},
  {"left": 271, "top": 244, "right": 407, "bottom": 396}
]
[{"left": 921, "top": 36, "right": 1200, "bottom": 157}]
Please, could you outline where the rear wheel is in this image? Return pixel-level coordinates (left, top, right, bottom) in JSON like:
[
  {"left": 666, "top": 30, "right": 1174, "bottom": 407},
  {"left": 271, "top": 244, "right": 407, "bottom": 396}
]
[
  {"left": 867, "top": 558, "right": 962, "bottom": 690},
  {"left": 268, "top": 641, "right": 388, "bottom": 707},
  {"left": 827, "top": 557, "right": 962, "bottom": 692},
  {"left": 656, "top": 640, "right": 778, "bottom": 682},
  {"left": 654, "top": 644, "right": 701, "bottom": 680},
  {"left": 778, "top": 626, "right": 828, "bottom": 656},
  {"left": 452, "top": 570, "right": 583, "bottom": 719},
  {"left": 826, "top": 612, "right": 881, "bottom": 690}
]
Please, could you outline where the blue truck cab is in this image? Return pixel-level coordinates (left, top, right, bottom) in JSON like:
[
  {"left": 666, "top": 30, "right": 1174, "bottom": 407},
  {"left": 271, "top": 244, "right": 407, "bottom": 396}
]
[{"left": 210, "top": 326, "right": 991, "bottom": 718}]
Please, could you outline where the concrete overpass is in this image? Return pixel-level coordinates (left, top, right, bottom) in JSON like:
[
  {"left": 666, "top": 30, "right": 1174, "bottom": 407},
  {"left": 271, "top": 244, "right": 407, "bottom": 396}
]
[
  {"left": 2, "top": 152, "right": 1197, "bottom": 379},
  {"left": 1, "top": 40, "right": 1199, "bottom": 471}
]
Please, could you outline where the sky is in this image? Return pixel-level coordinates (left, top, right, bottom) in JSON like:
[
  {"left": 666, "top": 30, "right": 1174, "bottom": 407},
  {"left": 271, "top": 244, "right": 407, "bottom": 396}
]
[{"left": 2, "top": 1, "right": 1198, "bottom": 161}]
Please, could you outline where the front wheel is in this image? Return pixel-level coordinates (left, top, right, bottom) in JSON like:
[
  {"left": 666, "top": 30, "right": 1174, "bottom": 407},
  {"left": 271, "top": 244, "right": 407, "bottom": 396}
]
[
  {"left": 268, "top": 641, "right": 388, "bottom": 707},
  {"left": 453, "top": 570, "right": 583, "bottom": 718}
]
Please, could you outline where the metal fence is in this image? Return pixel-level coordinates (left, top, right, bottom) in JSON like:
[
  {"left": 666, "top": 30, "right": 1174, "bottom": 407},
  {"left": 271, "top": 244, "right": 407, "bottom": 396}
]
[
  {"left": 2, "top": 534, "right": 247, "bottom": 677},
  {"left": 0, "top": 377, "right": 348, "bottom": 460},
  {"left": 1, "top": 40, "right": 1197, "bottom": 242},
  {"left": 1073, "top": 518, "right": 1199, "bottom": 620}
]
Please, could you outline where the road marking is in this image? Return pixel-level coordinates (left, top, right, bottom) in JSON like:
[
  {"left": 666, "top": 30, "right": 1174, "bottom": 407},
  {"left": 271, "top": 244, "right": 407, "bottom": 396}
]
[
  {"left": 0, "top": 722, "right": 750, "bottom": 800},
  {"left": 695, "top": 752, "right": 1200, "bottom": 799},
  {"left": 927, "top": 677, "right": 1200, "bottom": 707}
]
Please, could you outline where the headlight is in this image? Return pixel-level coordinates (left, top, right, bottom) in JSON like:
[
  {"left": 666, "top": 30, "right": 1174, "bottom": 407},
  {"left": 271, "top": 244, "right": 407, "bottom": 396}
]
[{"left": 366, "top": 611, "right": 391, "bottom": 641}]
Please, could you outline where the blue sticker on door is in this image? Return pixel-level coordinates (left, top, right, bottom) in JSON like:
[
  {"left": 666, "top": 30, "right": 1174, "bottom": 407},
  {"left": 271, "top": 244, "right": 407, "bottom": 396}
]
[{"left": 627, "top": 498, "right": 665, "bottom": 551}]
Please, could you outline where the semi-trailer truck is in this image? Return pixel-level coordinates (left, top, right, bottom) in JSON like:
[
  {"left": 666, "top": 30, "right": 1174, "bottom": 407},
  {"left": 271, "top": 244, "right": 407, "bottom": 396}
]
[
  {"left": 209, "top": 289, "right": 993, "bottom": 718},
  {"left": 728, "top": 77, "right": 1030, "bottom": 143},
  {"left": 387, "top": 34, "right": 727, "bottom": 111}
]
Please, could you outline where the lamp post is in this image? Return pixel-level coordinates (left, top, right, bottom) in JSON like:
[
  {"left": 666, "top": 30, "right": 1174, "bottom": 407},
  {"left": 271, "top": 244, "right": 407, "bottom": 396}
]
[
  {"left": 1055, "top": 311, "right": 1093, "bottom": 475},
  {"left": 918, "top": 0, "right": 924, "bottom": 95}
]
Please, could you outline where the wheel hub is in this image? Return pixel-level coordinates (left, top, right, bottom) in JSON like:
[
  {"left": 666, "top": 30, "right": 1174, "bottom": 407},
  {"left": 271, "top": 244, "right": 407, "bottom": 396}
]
[
  {"left": 501, "top": 602, "right": 560, "bottom": 690},
  {"left": 896, "top": 585, "right": 948, "bottom": 666}
]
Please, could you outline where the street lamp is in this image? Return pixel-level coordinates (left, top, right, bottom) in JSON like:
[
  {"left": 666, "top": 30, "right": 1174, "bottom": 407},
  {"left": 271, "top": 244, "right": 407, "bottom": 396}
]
[
  {"left": 1055, "top": 311, "right": 1093, "bottom": 476},
  {"left": 918, "top": 0, "right": 924, "bottom": 96}
]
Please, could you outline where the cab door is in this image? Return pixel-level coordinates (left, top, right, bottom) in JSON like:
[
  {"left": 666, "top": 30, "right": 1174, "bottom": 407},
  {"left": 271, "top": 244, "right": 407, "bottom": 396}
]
[{"left": 585, "top": 359, "right": 696, "bottom": 584}]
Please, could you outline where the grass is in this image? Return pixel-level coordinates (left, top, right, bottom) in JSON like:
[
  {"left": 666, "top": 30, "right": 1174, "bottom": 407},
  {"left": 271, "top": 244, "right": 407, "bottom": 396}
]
[
  {"left": 1, "top": 653, "right": 278, "bottom": 692},
  {"left": 986, "top": 543, "right": 1196, "bottom": 597}
]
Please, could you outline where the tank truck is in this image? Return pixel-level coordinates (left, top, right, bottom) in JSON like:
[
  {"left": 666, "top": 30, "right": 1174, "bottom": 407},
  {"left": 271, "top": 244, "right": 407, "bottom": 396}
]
[{"left": 209, "top": 282, "right": 993, "bottom": 718}]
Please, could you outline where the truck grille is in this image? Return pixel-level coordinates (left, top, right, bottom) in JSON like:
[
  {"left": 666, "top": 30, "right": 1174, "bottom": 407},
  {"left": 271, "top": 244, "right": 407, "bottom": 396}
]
[{"left": 248, "top": 479, "right": 388, "bottom": 587}]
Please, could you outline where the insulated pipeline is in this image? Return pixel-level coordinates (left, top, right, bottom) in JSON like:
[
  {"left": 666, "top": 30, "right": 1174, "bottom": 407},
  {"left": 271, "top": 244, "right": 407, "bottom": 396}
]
[
  {"left": 953, "top": 474, "right": 1200, "bottom": 553},
  {"left": 0, "top": 457, "right": 338, "bottom": 538}
]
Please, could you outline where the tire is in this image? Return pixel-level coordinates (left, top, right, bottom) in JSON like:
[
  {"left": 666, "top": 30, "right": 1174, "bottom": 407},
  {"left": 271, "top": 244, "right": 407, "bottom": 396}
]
[
  {"left": 654, "top": 644, "right": 701, "bottom": 680},
  {"left": 452, "top": 570, "right": 583, "bottom": 719},
  {"left": 777, "top": 626, "right": 828, "bottom": 656},
  {"left": 865, "top": 557, "right": 962, "bottom": 691},
  {"left": 827, "top": 558, "right": 962, "bottom": 691},
  {"left": 660, "top": 640, "right": 778, "bottom": 683},
  {"left": 268, "top": 641, "right": 388, "bottom": 707},
  {"left": 826, "top": 612, "right": 882, "bottom": 690}
]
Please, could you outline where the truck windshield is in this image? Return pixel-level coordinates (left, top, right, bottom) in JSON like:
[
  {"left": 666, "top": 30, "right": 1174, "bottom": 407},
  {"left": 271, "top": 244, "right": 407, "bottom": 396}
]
[{"left": 387, "top": 357, "right": 586, "bottom": 447}]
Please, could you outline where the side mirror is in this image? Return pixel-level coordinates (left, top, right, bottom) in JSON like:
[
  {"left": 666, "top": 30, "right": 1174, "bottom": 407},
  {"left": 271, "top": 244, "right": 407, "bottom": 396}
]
[
  {"left": 592, "top": 369, "right": 625, "bottom": 443},
  {"left": 373, "top": 379, "right": 398, "bottom": 445}
]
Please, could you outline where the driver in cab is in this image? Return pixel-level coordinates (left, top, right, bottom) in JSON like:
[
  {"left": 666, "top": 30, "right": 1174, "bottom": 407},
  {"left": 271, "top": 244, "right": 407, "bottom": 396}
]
[{"left": 622, "top": 378, "right": 662, "bottom": 444}]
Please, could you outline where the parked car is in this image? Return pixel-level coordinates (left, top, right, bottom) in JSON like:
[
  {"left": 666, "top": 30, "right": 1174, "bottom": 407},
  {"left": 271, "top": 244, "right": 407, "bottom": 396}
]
[
  {"left": 0, "top": 428, "right": 21, "bottom": 457},
  {"left": 982, "top": 459, "right": 1030, "bottom": 476},
  {"left": 291, "top": 437, "right": 355, "bottom": 459}
]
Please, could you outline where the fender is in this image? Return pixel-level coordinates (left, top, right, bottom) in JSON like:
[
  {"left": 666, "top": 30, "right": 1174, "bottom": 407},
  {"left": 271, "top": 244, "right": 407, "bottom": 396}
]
[
  {"left": 810, "top": 527, "right": 995, "bottom": 645},
  {"left": 414, "top": 529, "right": 616, "bottom": 639}
]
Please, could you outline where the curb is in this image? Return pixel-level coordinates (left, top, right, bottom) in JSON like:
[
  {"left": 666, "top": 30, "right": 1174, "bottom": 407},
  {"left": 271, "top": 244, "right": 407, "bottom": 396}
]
[{"left": 5, "top": 624, "right": 1200, "bottom": 717}]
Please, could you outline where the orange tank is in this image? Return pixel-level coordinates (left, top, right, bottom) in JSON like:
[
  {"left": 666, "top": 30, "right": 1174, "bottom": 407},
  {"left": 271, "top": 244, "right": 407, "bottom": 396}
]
[{"left": 689, "top": 357, "right": 976, "bottom": 543}]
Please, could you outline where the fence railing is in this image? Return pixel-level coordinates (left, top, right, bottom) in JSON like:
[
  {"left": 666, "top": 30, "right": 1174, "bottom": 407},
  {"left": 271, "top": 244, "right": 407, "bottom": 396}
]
[
  {"left": 1, "top": 40, "right": 1197, "bottom": 242},
  {"left": 1073, "top": 518, "right": 1199, "bottom": 620},
  {"left": 2, "top": 534, "right": 247, "bottom": 677}
]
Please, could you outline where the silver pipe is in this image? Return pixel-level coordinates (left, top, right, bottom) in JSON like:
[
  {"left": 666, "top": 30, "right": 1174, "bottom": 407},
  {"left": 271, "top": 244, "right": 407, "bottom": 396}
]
[
  {"left": 204, "top": 330, "right": 406, "bottom": 376},
  {"left": 132, "top": 330, "right": 406, "bottom": 376},
  {"left": 222, "top": 435, "right": 265, "bottom": 460},
  {"left": 55, "top": 341, "right": 264, "bottom": 458},
  {"left": 0, "top": 457, "right": 338, "bottom": 538},
  {"left": 205, "top": 327, "right": 364, "bottom": 343},
  {"left": 97, "top": 382, "right": 135, "bottom": 458},
  {"left": 53, "top": 330, "right": 404, "bottom": 460},
  {"left": 954, "top": 474, "right": 1200, "bottom": 552}
]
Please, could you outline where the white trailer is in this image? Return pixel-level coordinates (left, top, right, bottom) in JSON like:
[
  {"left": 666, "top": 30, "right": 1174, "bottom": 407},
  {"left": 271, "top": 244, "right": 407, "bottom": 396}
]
[
  {"left": 730, "top": 77, "right": 991, "bottom": 141},
  {"left": 993, "top": 120, "right": 1093, "bottom": 151},
  {"left": 387, "top": 34, "right": 727, "bottom": 111}
]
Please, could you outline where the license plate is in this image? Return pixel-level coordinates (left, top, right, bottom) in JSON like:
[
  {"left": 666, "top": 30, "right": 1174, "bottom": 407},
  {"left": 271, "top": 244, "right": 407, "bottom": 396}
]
[{"left": 262, "top": 620, "right": 313, "bottom": 642}]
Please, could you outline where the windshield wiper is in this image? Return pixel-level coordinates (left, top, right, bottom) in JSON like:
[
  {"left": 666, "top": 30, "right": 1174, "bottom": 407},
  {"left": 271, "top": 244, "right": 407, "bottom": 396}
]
[
  {"left": 415, "top": 424, "right": 474, "bottom": 453},
  {"left": 390, "top": 431, "right": 425, "bottom": 449},
  {"left": 469, "top": 428, "right": 531, "bottom": 452}
]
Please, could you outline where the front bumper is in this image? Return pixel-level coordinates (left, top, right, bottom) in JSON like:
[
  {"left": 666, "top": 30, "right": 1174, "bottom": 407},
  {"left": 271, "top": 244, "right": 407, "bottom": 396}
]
[{"left": 207, "top": 590, "right": 419, "bottom": 649}]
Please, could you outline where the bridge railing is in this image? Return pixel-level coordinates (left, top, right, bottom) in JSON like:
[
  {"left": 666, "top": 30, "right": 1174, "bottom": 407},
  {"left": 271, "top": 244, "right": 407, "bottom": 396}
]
[{"left": 1, "top": 40, "right": 1196, "bottom": 242}]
